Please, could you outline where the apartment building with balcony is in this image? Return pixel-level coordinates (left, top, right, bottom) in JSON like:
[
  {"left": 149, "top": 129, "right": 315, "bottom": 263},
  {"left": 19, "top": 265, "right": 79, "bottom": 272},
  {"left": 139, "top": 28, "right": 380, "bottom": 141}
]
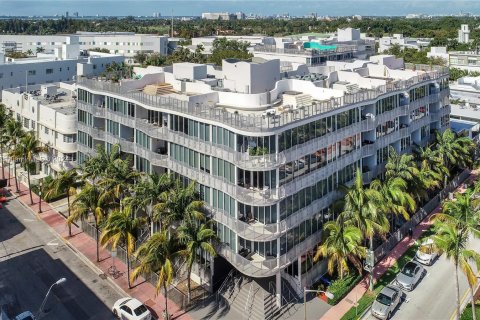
[
  {"left": 74, "top": 55, "right": 450, "bottom": 312},
  {"left": 2, "top": 82, "right": 78, "bottom": 177}
]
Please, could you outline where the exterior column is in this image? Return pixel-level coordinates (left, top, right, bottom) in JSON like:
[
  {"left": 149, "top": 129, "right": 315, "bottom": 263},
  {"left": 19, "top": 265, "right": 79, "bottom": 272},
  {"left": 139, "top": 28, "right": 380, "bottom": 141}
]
[
  {"left": 298, "top": 255, "right": 302, "bottom": 296},
  {"left": 276, "top": 271, "right": 281, "bottom": 308}
]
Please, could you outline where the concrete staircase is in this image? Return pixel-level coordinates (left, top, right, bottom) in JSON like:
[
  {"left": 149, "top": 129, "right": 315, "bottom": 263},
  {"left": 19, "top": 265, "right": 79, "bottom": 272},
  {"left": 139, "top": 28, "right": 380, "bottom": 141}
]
[{"left": 221, "top": 274, "right": 265, "bottom": 320}]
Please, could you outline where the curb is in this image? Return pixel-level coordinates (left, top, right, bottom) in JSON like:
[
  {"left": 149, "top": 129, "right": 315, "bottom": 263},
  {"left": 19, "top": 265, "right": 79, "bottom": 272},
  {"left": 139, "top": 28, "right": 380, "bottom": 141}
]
[{"left": 8, "top": 189, "right": 131, "bottom": 300}]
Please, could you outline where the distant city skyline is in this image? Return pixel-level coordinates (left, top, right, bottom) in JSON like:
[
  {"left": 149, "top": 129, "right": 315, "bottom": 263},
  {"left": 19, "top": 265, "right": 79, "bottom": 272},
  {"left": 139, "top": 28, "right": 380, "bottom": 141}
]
[{"left": 1, "top": 0, "right": 480, "bottom": 18}]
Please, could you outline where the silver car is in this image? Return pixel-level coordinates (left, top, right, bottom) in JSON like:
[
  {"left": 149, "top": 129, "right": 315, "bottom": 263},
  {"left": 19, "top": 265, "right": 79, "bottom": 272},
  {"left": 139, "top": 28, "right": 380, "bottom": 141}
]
[
  {"left": 394, "top": 261, "right": 426, "bottom": 291},
  {"left": 371, "top": 285, "right": 402, "bottom": 319}
]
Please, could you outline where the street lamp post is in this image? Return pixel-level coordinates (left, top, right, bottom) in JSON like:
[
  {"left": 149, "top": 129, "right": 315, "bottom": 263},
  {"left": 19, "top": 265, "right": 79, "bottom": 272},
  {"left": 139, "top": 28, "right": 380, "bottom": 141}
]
[
  {"left": 37, "top": 278, "right": 67, "bottom": 317},
  {"left": 304, "top": 287, "right": 334, "bottom": 320},
  {"left": 38, "top": 179, "right": 43, "bottom": 214}
]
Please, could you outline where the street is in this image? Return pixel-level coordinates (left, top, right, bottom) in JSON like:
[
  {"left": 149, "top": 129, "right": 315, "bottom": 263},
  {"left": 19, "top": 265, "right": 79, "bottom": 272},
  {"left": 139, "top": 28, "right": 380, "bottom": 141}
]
[
  {"left": 363, "top": 237, "right": 480, "bottom": 320},
  {"left": 0, "top": 197, "right": 122, "bottom": 319}
]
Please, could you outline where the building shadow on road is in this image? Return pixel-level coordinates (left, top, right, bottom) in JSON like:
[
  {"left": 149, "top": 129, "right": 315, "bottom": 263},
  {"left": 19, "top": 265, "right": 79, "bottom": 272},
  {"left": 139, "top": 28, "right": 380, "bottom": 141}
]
[
  {"left": 0, "top": 203, "right": 26, "bottom": 242},
  {"left": 0, "top": 249, "right": 116, "bottom": 319}
]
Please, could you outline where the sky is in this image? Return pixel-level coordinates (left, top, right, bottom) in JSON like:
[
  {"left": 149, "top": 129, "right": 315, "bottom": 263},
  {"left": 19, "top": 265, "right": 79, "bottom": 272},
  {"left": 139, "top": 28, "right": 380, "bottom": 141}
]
[{"left": 0, "top": 0, "right": 479, "bottom": 17}]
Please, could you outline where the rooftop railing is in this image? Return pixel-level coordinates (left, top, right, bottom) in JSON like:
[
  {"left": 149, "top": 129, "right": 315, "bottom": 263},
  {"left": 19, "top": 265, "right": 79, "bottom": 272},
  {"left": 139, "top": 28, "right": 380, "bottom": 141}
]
[{"left": 77, "top": 67, "right": 448, "bottom": 133}]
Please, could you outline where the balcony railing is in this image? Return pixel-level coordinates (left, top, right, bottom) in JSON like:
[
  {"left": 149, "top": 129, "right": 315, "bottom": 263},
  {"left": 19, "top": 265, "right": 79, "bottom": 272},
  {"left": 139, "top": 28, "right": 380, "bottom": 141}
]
[{"left": 77, "top": 67, "right": 448, "bottom": 133}]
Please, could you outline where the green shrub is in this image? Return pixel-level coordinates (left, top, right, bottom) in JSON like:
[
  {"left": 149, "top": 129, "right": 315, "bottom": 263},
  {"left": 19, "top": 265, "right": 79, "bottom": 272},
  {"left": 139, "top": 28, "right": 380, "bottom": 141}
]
[
  {"left": 326, "top": 272, "right": 363, "bottom": 305},
  {"left": 461, "top": 302, "right": 480, "bottom": 320}
]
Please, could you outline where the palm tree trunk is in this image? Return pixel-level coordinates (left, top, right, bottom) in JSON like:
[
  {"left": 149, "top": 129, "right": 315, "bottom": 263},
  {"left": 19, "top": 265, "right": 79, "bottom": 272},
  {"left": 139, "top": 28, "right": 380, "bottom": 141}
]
[
  {"left": 0, "top": 145, "right": 5, "bottom": 180},
  {"left": 471, "top": 283, "right": 477, "bottom": 320},
  {"left": 164, "top": 282, "right": 169, "bottom": 319},
  {"left": 8, "top": 159, "right": 11, "bottom": 187},
  {"left": 369, "top": 235, "right": 374, "bottom": 291},
  {"left": 13, "top": 158, "right": 19, "bottom": 193},
  {"left": 187, "top": 263, "right": 193, "bottom": 304},
  {"left": 94, "top": 219, "right": 100, "bottom": 262},
  {"left": 67, "top": 193, "right": 72, "bottom": 237},
  {"left": 126, "top": 251, "right": 131, "bottom": 289},
  {"left": 455, "top": 263, "right": 461, "bottom": 320},
  {"left": 27, "top": 164, "right": 33, "bottom": 205}
]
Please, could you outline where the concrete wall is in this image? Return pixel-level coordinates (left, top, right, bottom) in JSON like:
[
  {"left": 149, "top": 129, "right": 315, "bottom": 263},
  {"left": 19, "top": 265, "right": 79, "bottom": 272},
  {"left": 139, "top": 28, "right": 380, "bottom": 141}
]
[{"left": 222, "top": 59, "right": 280, "bottom": 94}]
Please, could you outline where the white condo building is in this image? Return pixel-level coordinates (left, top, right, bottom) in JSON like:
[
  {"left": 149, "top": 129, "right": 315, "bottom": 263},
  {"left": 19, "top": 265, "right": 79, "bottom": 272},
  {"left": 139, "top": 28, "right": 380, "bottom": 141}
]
[
  {"left": 0, "top": 32, "right": 170, "bottom": 58},
  {"left": 2, "top": 82, "right": 78, "bottom": 177},
  {"left": 379, "top": 34, "right": 432, "bottom": 53},
  {"left": 0, "top": 49, "right": 124, "bottom": 99},
  {"left": 72, "top": 54, "right": 450, "bottom": 316}
]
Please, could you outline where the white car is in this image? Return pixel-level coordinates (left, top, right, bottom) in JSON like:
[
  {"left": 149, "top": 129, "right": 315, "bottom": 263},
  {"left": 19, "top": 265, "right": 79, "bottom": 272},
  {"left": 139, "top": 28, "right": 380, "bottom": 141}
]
[
  {"left": 414, "top": 238, "right": 439, "bottom": 265},
  {"left": 112, "top": 298, "right": 152, "bottom": 320},
  {"left": 15, "top": 312, "right": 36, "bottom": 320}
]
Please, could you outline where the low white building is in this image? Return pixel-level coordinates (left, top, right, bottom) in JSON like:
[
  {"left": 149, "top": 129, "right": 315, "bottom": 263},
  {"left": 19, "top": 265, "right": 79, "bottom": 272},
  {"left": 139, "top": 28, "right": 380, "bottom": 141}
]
[
  {"left": 379, "top": 34, "right": 432, "bottom": 53},
  {"left": 0, "top": 50, "right": 124, "bottom": 99},
  {"left": 2, "top": 82, "right": 78, "bottom": 177},
  {"left": 0, "top": 32, "right": 169, "bottom": 58}
]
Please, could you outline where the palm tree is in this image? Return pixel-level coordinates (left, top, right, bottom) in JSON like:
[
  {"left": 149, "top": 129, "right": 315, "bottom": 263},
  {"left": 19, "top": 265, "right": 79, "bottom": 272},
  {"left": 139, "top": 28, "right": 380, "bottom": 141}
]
[
  {"left": 0, "top": 104, "right": 11, "bottom": 180},
  {"left": 46, "top": 169, "right": 81, "bottom": 236},
  {"left": 314, "top": 222, "right": 366, "bottom": 279},
  {"left": 125, "top": 173, "right": 173, "bottom": 235},
  {"left": 12, "top": 132, "right": 48, "bottom": 204},
  {"left": 432, "top": 222, "right": 480, "bottom": 320},
  {"left": 370, "top": 177, "right": 416, "bottom": 222},
  {"left": 98, "top": 155, "right": 140, "bottom": 210},
  {"left": 410, "top": 158, "right": 442, "bottom": 203},
  {"left": 177, "top": 220, "right": 217, "bottom": 303},
  {"left": 5, "top": 119, "right": 25, "bottom": 192},
  {"left": 68, "top": 184, "right": 110, "bottom": 261},
  {"left": 131, "top": 230, "right": 179, "bottom": 318},
  {"left": 100, "top": 206, "right": 146, "bottom": 289},
  {"left": 81, "top": 144, "right": 121, "bottom": 183},
  {"left": 434, "top": 129, "right": 474, "bottom": 172},
  {"left": 154, "top": 181, "right": 205, "bottom": 230},
  {"left": 385, "top": 146, "right": 419, "bottom": 185},
  {"left": 338, "top": 169, "right": 389, "bottom": 290}
]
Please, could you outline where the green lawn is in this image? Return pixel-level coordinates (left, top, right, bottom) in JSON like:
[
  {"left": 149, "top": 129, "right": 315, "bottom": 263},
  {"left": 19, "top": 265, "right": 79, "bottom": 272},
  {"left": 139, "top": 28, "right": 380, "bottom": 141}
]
[
  {"left": 340, "top": 244, "right": 419, "bottom": 320},
  {"left": 461, "top": 302, "right": 480, "bottom": 320}
]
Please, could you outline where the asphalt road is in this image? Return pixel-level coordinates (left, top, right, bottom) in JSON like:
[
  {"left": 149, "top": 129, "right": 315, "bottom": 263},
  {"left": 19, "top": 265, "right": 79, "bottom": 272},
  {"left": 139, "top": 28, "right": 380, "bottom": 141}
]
[
  {"left": 0, "top": 197, "right": 123, "bottom": 319},
  {"left": 363, "top": 237, "right": 480, "bottom": 320}
]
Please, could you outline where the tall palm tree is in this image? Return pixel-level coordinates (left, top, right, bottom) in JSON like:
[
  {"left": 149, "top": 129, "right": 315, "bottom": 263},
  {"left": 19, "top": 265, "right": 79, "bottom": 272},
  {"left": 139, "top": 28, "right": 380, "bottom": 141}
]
[
  {"left": 12, "top": 132, "right": 48, "bottom": 204},
  {"left": 154, "top": 181, "right": 205, "bottom": 230},
  {"left": 370, "top": 177, "right": 416, "bottom": 222},
  {"left": 434, "top": 129, "right": 474, "bottom": 172},
  {"left": 338, "top": 169, "right": 389, "bottom": 290},
  {"left": 5, "top": 119, "right": 25, "bottom": 192},
  {"left": 125, "top": 173, "right": 173, "bottom": 235},
  {"left": 100, "top": 206, "right": 146, "bottom": 289},
  {"left": 410, "top": 158, "right": 442, "bottom": 203},
  {"left": 0, "top": 104, "right": 11, "bottom": 180},
  {"left": 177, "top": 220, "right": 217, "bottom": 303},
  {"left": 432, "top": 222, "right": 480, "bottom": 320},
  {"left": 314, "top": 222, "right": 366, "bottom": 279},
  {"left": 385, "top": 146, "right": 419, "bottom": 186},
  {"left": 131, "top": 230, "right": 179, "bottom": 318},
  {"left": 46, "top": 169, "right": 82, "bottom": 236},
  {"left": 81, "top": 143, "right": 121, "bottom": 183},
  {"left": 99, "top": 155, "right": 140, "bottom": 209},
  {"left": 68, "top": 183, "right": 111, "bottom": 261}
]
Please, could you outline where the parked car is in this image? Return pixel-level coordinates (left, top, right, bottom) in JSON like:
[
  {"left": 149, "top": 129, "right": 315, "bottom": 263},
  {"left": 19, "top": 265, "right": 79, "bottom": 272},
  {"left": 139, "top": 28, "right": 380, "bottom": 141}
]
[
  {"left": 371, "top": 285, "right": 402, "bottom": 319},
  {"left": 112, "top": 298, "right": 151, "bottom": 320},
  {"left": 15, "top": 311, "right": 36, "bottom": 320},
  {"left": 394, "top": 261, "right": 426, "bottom": 291},
  {"left": 415, "top": 238, "right": 439, "bottom": 265}
]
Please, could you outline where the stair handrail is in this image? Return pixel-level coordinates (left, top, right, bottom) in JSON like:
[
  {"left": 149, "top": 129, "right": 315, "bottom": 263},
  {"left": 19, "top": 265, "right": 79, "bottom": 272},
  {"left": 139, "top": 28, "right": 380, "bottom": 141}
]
[
  {"left": 216, "top": 269, "right": 235, "bottom": 302},
  {"left": 268, "top": 281, "right": 276, "bottom": 295},
  {"left": 282, "top": 279, "right": 299, "bottom": 304},
  {"left": 244, "top": 282, "right": 254, "bottom": 320}
]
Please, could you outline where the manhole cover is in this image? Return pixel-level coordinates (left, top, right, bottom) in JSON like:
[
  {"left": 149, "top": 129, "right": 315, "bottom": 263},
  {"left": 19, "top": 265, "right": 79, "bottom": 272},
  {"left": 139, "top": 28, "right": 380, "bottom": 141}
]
[{"left": 99, "top": 273, "right": 107, "bottom": 280}]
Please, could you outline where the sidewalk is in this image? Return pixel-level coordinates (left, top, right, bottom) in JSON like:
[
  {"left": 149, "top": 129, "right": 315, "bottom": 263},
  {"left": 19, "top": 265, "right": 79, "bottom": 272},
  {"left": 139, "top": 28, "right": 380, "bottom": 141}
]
[
  {"left": 0, "top": 169, "right": 192, "bottom": 320},
  {"left": 321, "top": 169, "right": 478, "bottom": 320}
]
